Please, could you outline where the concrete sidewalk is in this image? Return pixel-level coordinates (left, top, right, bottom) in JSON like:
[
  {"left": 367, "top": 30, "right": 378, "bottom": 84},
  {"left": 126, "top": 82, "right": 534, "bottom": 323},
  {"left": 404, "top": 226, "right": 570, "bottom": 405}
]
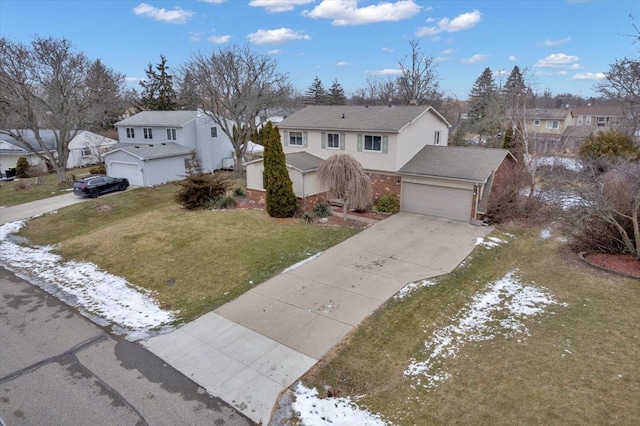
[
  {"left": 143, "top": 213, "right": 492, "bottom": 425},
  {"left": 0, "top": 192, "right": 85, "bottom": 225}
]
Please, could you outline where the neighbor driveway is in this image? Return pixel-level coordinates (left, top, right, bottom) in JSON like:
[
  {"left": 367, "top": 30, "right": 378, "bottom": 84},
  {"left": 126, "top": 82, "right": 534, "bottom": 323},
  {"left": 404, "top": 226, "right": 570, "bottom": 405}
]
[
  {"left": 143, "top": 213, "right": 492, "bottom": 425},
  {"left": 0, "top": 192, "right": 85, "bottom": 225}
]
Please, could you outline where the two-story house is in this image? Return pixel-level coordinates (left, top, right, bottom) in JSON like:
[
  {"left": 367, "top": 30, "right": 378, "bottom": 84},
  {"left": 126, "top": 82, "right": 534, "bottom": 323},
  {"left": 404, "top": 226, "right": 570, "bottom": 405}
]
[
  {"left": 107, "top": 111, "right": 235, "bottom": 186},
  {"left": 522, "top": 108, "right": 574, "bottom": 154}
]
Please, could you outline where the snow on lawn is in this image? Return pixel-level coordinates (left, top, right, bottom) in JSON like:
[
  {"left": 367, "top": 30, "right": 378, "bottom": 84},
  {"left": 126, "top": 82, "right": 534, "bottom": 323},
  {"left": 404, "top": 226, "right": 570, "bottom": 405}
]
[
  {"left": 404, "top": 270, "right": 565, "bottom": 389},
  {"left": 536, "top": 156, "right": 582, "bottom": 172},
  {"left": 0, "top": 221, "right": 177, "bottom": 341},
  {"left": 293, "top": 382, "right": 391, "bottom": 426},
  {"left": 475, "top": 236, "right": 505, "bottom": 249},
  {"left": 394, "top": 279, "right": 436, "bottom": 301}
]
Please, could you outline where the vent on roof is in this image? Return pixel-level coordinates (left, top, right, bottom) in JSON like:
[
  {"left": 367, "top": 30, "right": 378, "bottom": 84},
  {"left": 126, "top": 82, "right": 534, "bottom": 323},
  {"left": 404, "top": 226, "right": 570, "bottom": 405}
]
[
  {"left": 134, "top": 145, "right": 140, "bottom": 148},
  {"left": 342, "top": 113, "right": 345, "bottom": 119},
  {"left": 161, "top": 143, "right": 166, "bottom": 145},
  {"left": 148, "top": 144, "right": 153, "bottom": 147}
]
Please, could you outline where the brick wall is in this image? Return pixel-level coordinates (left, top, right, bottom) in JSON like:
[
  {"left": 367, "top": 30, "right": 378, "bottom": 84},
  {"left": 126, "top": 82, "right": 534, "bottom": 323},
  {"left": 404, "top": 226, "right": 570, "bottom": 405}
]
[
  {"left": 367, "top": 172, "right": 401, "bottom": 200},
  {"left": 244, "top": 189, "right": 328, "bottom": 212}
]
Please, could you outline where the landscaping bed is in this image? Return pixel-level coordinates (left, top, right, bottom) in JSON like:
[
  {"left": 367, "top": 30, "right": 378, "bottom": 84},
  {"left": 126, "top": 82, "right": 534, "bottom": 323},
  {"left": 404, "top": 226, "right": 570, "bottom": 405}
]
[{"left": 582, "top": 252, "right": 640, "bottom": 278}]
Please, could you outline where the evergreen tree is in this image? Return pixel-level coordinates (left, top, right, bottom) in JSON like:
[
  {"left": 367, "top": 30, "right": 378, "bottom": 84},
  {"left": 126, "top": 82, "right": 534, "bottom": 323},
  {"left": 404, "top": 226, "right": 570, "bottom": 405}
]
[
  {"left": 502, "top": 127, "right": 515, "bottom": 151},
  {"left": 468, "top": 67, "right": 503, "bottom": 146},
  {"left": 177, "top": 70, "right": 201, "bottom": 110},
  {"left": 327, "top": 78, "right": 346, "bottom": 105},
  {"left": 502, "top": 65, "right": 526, "bottom": 100},
  {"left": 304, "top": 76, "right": 327, "bottom": 105},
  {"left": 138, "top": 55, "right": 179, "bottom": 111},
  {"left": 261, "top": 121, "right": 297, "bottom": 217}
]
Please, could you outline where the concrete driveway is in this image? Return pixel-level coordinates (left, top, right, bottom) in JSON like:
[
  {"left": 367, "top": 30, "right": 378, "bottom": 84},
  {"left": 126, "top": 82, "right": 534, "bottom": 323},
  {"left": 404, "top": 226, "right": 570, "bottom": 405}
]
[{"left": 143, "top": 213, "right": 492, "bottom": 425}]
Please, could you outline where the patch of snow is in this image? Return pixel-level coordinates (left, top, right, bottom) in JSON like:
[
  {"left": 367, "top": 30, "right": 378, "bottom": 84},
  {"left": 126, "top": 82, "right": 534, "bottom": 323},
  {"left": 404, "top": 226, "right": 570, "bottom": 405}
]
[
  {"left": 394, "top": 279, "right": 436, "bottom": 301},
  {"left": 293, "top": 382, "right": 391, "bottom": 426},
  {"left": 475, "top": 236, "right": 504, "bottom": 249},
  {"left": 0, "top": 221, "right": 177, "bottom": 341},
  {"left": 404, "top": 270, "right": 565, "bottom": 389},
  {"left": 540, "top": 228, "right": 552, "bottom": 239},
  {"left": 281, "top": 252, "right": 323, "bottom": 273},
  {"left": 536, "top": 156, "right": 582, "bottom": 172}
]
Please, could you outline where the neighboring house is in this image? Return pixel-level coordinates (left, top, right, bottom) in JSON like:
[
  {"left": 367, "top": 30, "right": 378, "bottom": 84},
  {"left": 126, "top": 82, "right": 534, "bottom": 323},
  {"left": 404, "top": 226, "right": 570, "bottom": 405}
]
[
  {"left": 0, "top": 130, "right": 115, "bottom": 174},
  {"left": 111, "top": 111, "right": 235, "bottom": 186},
  {"left": 245, "top": 151, "right": 324, "bottom": 207},
  {"left": 571, "top": 106, "right": 625, "bottom": 128},
  {"left": 398, "top": 146, "right": 516, "bottom": 222},
  {"left": 522, "top": 108, "right": 574, "bottom": 155},
  {"left": 104, "top": 142, "right": 193, "bottom": 187}
]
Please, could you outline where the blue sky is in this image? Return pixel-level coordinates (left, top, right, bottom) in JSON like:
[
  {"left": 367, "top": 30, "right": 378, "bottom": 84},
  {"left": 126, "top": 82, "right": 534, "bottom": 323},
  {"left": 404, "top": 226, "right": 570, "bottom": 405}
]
[{"left": 1, "top": 0, "right": 638, "bottom": 100}]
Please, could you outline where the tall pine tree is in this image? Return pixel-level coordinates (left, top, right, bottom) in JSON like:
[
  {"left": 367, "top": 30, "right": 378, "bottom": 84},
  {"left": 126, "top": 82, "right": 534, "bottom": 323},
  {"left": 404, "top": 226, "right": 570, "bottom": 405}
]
[
  {"left": 327, "top": 78, "right": 346, "bottom": 105},
  {"left": 304, "top": 76, "right": 327, "bottom": 105},
  {"left": 138, "top": 55, "right": 178, "bottom": 111},
  {"left": 261, "top": 122, "right": 297, "bottom": 217},
  {"left": 468, "top": 67, "right": 503, "bottom": 146}
]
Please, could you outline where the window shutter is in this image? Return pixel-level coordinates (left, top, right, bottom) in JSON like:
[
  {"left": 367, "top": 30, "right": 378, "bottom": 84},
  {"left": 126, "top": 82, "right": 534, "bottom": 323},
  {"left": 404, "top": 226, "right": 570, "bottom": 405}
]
[
  {"left": 321, "top": 132, "right": 326, "bottom": 149},
  {"left": 382, "top": 135, "right": 388, "bottom": 154},
  {"left": 340, "top": 133, "right": 346, "bottom": 150},
  {"left": 284, "top": 131, "right": 289, "bottom": 146},
  {"left": 357, "top": 134, "right": 363, "bottom": 152},
  {"left": 303, "top": 131, "right": 308, "bottom": 148}
]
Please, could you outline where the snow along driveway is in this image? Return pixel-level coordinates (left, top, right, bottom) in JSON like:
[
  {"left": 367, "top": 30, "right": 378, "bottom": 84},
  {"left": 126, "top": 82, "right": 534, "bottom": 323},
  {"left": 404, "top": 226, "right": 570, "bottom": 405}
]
[{"left": 0, "top": 220, "right": 176, "bottom": 341}]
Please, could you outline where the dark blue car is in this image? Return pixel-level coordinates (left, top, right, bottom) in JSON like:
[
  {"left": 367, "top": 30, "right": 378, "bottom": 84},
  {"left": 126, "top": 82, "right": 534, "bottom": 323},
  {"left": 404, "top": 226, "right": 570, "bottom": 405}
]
[{"left": 73, "top": 175, "right": 129, "bottom": 198}]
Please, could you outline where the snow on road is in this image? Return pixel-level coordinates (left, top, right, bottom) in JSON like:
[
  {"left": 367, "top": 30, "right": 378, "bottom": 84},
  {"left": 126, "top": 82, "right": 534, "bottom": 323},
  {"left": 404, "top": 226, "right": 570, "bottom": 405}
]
[{"left": 0, "top": 221, "right": 177, "bottom": 340}]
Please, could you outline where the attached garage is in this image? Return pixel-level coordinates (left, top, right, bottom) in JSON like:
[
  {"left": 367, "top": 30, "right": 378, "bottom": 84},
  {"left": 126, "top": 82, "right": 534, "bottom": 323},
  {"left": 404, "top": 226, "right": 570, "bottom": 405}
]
[
  {"left": 398, "top": 146, "right": 515, "bottom": 222},
  {"left": 401, "top": 180, "right": 473, "bottom": 222},
  {"left": 105, "top": 142, "right": 192, "bottom": 187}
]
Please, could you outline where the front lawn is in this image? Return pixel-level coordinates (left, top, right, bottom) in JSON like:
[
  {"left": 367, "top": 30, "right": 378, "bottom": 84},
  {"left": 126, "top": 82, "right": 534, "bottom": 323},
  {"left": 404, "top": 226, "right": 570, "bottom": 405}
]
[
  {"left": 18, "top": 184, "right": 360, "bottom": 322},
  {"left": 294, "top": 226, "right": 640, "bottom": 425},
  {"left": 0, "top": 167, "right": 94, "bottom": 207}
]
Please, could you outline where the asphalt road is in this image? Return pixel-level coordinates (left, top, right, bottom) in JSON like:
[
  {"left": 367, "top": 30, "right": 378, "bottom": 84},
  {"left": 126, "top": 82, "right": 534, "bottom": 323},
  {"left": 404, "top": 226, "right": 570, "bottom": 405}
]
[{"left": 0, "top": 267, "right": 256, "bottom": 426}]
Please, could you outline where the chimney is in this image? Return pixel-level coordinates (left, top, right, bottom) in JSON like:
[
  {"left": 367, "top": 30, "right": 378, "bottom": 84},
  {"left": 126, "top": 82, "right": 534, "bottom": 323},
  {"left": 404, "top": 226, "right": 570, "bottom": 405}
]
[
  {"left": 409, "top": 99, "right": 418, "bottom": 106},
  {"left": 388, "top": 98, "right": 393, "bottom": 107}
]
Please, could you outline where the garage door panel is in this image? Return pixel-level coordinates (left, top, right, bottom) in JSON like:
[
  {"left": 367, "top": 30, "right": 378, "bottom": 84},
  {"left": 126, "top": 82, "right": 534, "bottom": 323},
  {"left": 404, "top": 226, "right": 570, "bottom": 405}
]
[
  {"left": 401, "top": 182, "right": 472, "bottom": 221},
  {"left": 108, "top": 162, "right": 143, "bottom": 186}
]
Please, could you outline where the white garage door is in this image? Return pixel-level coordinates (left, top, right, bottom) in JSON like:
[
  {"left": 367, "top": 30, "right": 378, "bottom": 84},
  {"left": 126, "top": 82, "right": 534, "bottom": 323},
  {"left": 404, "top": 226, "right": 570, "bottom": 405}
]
[
  {"left": 108, "top": 162, "right": 143, "bottom": 186},
  {"left": 401, "top": 181, "right": 473, "bottom": 222}
]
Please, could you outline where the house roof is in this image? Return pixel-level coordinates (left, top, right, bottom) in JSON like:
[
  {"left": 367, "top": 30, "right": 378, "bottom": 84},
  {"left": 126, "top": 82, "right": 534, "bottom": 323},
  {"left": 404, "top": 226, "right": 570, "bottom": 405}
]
[
  {"left": 525, "top": 108, "right": 572, "bottom": 120},
  {"left": 0, "top": 130, "right": 58, "bottom": 153},
  {"left": 115, "top": 111, "right": 200, "bottom": 127},
  {"left": 278, "top": 105, "right": 450, "bottom": 133},
  {"left": 105, "top": 142, "right": 193, "bottom": 160},
  {"left": 398, "top": 146, "right": 514, "bottom": 183},
  {"left": 571, "top": 106, "right": 624, "bottom": 117},
  {"left": 285, "top": 152, "right": 323, "bottom": 173}
]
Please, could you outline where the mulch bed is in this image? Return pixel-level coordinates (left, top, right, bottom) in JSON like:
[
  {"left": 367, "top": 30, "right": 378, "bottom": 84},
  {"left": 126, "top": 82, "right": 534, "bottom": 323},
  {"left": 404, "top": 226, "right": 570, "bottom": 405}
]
[{"left": 581, "top": 252, "right": 640, "bottom": 279}]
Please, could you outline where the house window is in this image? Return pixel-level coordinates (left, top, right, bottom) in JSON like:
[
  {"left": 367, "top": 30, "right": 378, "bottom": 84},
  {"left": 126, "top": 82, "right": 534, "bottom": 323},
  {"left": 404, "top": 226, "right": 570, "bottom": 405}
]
[
  {"left": 434, "top": 131, "right": 441, "bottom": 145},
  {"left": 126, "top": 128, "right": 135, "bottom": 139},
  {"left": 611, "top": 118, "right": 621, "bottom": 126},
  {"left": 586, "top": 116, "right": 592, "bottom": 125},
  {"left": 364, "top": 135, "right": 382, "bottom": 152},
  {"left": 167, "top": 128, "right": 177, "bottom": 141},
  {"left": 597, "top": 117, "right": 606, "bottom": 127},
  {"left": 577, "top": 116, "right": 583, "bottom": 125},
  {"left": 211, "top": 127, "right": 217, "bottom": 138},
  {"left": 81, "top": 148, "right": 92, "bottom": 157},
  {"left": 546, "top": 120, "right": 559, "bottom": 129},
  {"left": 327, "top": 133, "right": 340, "bottom": 149},
  {"left": 533, "top": 119, "right": 540, "bottom": 126},
  {"left": 289, "top": 131, "right": 303, "bottom": 146},
  {"left": 143, "top": 128, "right": 153, "bottom": 139}
]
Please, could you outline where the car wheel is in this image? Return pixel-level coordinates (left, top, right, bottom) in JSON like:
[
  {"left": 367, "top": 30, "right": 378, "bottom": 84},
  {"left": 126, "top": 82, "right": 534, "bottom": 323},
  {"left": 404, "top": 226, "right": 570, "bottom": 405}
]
[
  {"left": 90, "top": 189, "right": 100, "bottom": 198},
  {"left": 118, "top": 183, "right": 127, "bottom": 191}
]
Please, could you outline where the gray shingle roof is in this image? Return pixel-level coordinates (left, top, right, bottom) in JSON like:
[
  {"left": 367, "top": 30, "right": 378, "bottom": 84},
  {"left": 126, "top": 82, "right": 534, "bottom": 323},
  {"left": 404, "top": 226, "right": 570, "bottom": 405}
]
[
  {"left": 525, "top": 108, "right": 572, "bottom": 120},
  {"left": 278, "top": 105, "right": 448, "bottom": 133},
  {"left": 398, "top": 146, "right": 514, "bottom": 183},
  {"left": 115, "top": 111, "right": 199, "bottom": 127},
  {"left": 285, "top": 152, "right": 323, "bottom": 173},
  {"left": 0, "top": 130, "right": 58, "bottom": 152},
  {"left": 106, "top": 142, "right": 192, "bottom": 160}
]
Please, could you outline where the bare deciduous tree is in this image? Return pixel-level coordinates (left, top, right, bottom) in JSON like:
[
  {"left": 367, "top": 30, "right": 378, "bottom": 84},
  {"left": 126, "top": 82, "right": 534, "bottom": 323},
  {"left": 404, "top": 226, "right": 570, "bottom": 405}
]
[
  {"left": 396, "top": 39, "right": 441, "bottom": 105},
  {"left": 0, "top": 36, "right": 125, "bottom": 182},
  {"left": 318, "top": 154, "right": 372, "bottom": 221},
  {"left": 183, "top": 44, "right": 292, "bottom": 171},
  {"left": 83, "top": 132, "right": 110, "bottom": 164}
]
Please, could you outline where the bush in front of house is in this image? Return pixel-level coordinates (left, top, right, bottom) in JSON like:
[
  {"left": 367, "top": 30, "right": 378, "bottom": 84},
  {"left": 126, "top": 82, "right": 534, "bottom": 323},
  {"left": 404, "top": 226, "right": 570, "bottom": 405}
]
[
  {"left": 312, "top": 202, "right": 332, "bottom": 218},
  {"left": 374, "top": 193, "right": 400, "bottom": 213},
  {"left": 233, "top": 187, "right": 246, "bottom": 197},
  {"left": 206, "top": 194, "right": 237, "bottom": 210},
  {"left": 175, "top": 172, "right": 231, "bottom": 210},
  {"left": 16, "top": 156, "right": 30, "bottom": 178},
  {"left": 261, "top": 121, "right": 297, "bottom": 218},
  {"left": 90, "top": 164, "right": 106, "bottom": 174}
]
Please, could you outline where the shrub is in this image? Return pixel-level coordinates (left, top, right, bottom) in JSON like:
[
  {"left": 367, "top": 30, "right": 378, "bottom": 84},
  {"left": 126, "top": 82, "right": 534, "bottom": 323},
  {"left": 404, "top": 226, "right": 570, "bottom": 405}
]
[
  {"left": 206, "top": 195, "right": 237, "bottom": 210},
  {"left": 301, "top": 212, "right": 314, "bottom": 223},
  {"left": 261, "top": 122, "right": 297, "bottom": 218},
  {"left": 312, "top": 202, "right": 332, "bottom": 218},
  {"left": 16, "top": 156, "right": 29, "bottom": 178},
  {"left": 579, "top": 129, "right": 639, "bottom": 170},
  {"left": 374, "top": 193, "right": 400, "bottom": 213},
  {"left": 90, "top": 164, "right": 106, "bottom": 174},
  {"left": 233, "top": 187, "right": 246, "bottom": 197},
  {"left": 175, "top": 173, "right": 231, "bottom": 210}
]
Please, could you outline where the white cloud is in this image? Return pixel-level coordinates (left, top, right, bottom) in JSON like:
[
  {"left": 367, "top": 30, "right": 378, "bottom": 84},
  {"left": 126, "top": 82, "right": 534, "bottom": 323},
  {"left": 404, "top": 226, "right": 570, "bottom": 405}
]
[
  {"left": 369, "top": 68, "right": 403, "bottom": 76},
  {"left": 125, "top": 77, "right": 139, "bottom": 83},
  {"left": 543, "top": 37, "right": 571, "bottom": 47},
  {"left": 189, "top": 32, "right": 204, "bottom": 42},
  {"left": 535, "top": 53, "right": 579, "bottom": 68},
  {"left": 304, "top": 0, "right": 421, "bottom": 26},
  {"left": 268, "top": 49, "right": 283, "bottom": 55},
  {"left": 494, "top": 69, "right": 508, "bottom": 77},
  {"left": 572, "top": 72, "right": 605, "bottom": 80},
  {"left": 337, "top": 61, "right": 350, "bottom": 66},
  {"left": 441, "top": 48, "right": 456, "bottom": 55},
  {"left": 568, "top": 63, "right": 584, "bottom": 69},
  {"left": 250, "top": 0, "right": 313, "bottom": 13},
  {"left": 247, "top": 28, "right": 311, "bottom": 44},
  {"left": 434, "top": 57, "right": 451, "bottom": 62},
  {"left": 382, "top": 47, "right": 394, "bottom": 52},
  {"left": 198, "top": 0, "right": 226, "bottom": 3},
  {"left": 462, "top": 54, "right": 488, "bottom": 64},
  {"left": 509, "top": 55, "right": 517, "bottom": 61},
  {"left": 133, "top": 3, "right": 193, "bottom": 24},
  {"left": 208, "top": 34, "right": 231, "bottom": 44},
  {"left": 416, "top": 10, "right": 481, "bottom": 36}
]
